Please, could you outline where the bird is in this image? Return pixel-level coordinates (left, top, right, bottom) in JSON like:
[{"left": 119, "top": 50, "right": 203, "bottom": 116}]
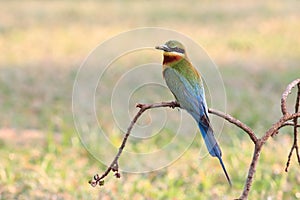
[{"left": 155, "top": 40, "right": 232, "bottom": 186}]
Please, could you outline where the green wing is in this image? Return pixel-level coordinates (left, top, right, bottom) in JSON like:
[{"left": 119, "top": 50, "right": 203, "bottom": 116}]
[{"left": 163, "top": 67, "right": 207, "bottom": 120}]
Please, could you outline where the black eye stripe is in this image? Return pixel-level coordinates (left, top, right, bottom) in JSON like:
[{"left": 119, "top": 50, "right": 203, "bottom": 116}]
[{"left": 170, "top": 47, "right": 185, "bottom": 54}]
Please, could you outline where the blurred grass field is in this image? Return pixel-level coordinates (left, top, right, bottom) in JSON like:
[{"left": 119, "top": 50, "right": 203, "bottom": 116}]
[{"left": 0, "top": 1, "right": 300, "bottom": 199}]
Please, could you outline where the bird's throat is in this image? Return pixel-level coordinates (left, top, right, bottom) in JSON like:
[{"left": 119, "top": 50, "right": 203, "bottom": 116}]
[{"left": 163, "top": 54, "right": 182, "bottom": 65}]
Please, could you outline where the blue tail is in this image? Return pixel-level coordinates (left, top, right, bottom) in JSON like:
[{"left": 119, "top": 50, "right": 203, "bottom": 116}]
[{"left": 198, "top": 121, "right": 232, "bottom": 186}]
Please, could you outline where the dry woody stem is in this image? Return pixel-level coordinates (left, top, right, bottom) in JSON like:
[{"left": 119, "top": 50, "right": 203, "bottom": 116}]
[{"left": 89, "top": 79, "right": 300, "bottom": 200}]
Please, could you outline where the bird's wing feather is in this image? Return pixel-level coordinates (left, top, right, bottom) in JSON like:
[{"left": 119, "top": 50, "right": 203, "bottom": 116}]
[
  {"left": 163, "top": 67, "right": 231, "bottom": 185},
  {"left": 163, "top": 67, "right": 221, "bottom": 156},
  {"left": 163, "top": 67, "right": 207, "bottom": 120}
]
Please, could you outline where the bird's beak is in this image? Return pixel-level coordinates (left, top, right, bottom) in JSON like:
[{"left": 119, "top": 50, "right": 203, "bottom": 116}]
[{"left": 155, "top": 44, "right": 170, "bottom": 52}]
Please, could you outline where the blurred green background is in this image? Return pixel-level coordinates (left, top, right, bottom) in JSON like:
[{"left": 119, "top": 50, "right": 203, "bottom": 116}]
[{"left": 0, "top": 1, "right": 300, "bottom": 199}]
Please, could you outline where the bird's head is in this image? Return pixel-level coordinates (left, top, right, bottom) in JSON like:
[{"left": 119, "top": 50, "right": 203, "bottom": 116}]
[{"left": 155, "top": 40, "right": 186, "bottom": 57}]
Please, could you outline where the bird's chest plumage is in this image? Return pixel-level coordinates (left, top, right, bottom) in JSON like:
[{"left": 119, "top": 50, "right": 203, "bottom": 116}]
[
  {"left": 163, "top": 55, "right": 182, "bottom": 66},
  {"left": 162, "top": 59, "right": 199, "bottom": 95}
]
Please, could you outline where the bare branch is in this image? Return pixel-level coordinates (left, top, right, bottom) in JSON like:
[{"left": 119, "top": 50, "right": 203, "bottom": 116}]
[
  {"left": 261, "top": 110, "right": 300, "bottom": 144},
  {"left": 89, "top": 100, "right": 259, "bottom": 189},
  {"left": 272, "top": 121, "right": 300, "bottom": 137},
  {"left": 88, "top": 79, "right": 300, "bottom": 200},
  {"left": 285, "top": 83, "right": 300, "bottom": 172},
  {"left": 239, "top": 80, "right": 300, "bottom": 200},
  {"left": 89, "top": 101, "right": 179, "bottom": 187},
  {"left": 238, "top": 142, "right": 263, "bottom": 200},
  {"left": 208, "top": 108, "right": 257, "bottom": 144},
  {"left": 278, "top": 122, "right": 300, "bottom": 129},
  {"left": 281, "top": 79, "right": 300, "bottom": 116}
]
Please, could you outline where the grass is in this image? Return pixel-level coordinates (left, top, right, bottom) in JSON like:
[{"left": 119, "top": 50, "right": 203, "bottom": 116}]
[{"left": 0, "top": 1, "right": 300, "bottom": 199}]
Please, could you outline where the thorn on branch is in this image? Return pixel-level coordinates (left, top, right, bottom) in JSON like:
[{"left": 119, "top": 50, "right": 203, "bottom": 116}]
[
  {"left": 111, "top": 162, "right": 119, "bottom": 172},
  {"left": 115, "top": 172, "right": 121, "bottom": 178},
  {"left": 271, "top": 130, "right": 279, "bottom": 138},
  {"left": 99, "top": 179, "right": 105, "bottom": 186}
]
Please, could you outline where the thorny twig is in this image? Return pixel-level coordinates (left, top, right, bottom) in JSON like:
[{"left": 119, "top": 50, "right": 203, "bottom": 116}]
[{"left": 89, "top": 79, "right": 300, "bottom": 200}]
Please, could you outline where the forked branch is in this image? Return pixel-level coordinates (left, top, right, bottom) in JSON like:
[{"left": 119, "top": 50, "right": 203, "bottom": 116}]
[
  {"left": 284, "top": 82, "right": 300, "bottom": 172},
  {"left": 89, "top": 79, "right": 300, "bottom": 200}
]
